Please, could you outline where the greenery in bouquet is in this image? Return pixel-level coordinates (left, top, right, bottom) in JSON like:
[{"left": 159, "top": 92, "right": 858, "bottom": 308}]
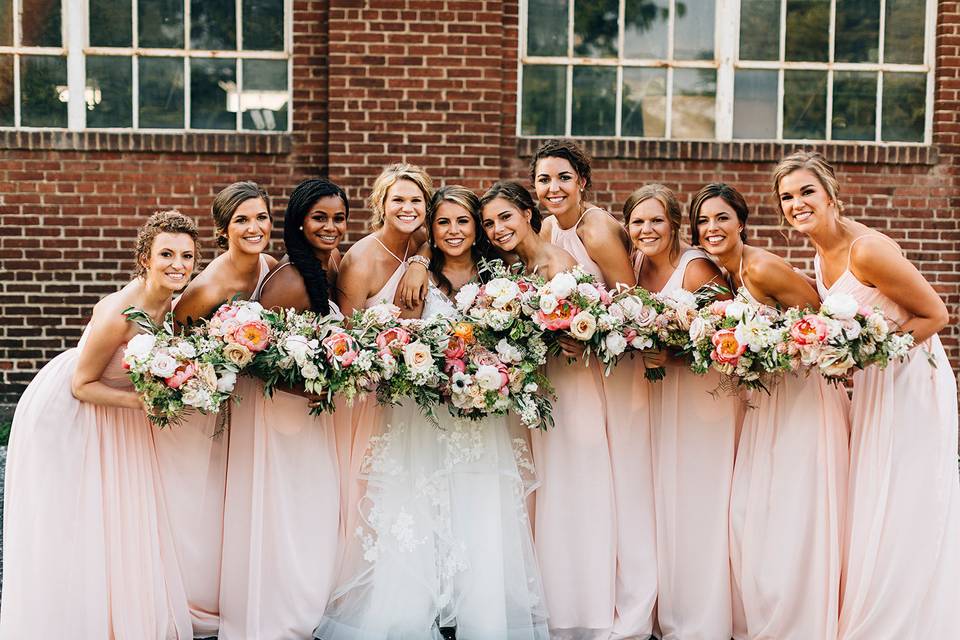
[{"left": 122, "top": 307, "right": 240, "bottom": 427}]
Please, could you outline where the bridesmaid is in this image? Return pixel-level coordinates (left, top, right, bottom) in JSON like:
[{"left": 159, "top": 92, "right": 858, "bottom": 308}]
[
  {"left": 332, "top": 162, "right": 431, "bottom": 544},
  {"left": 158, "top": 181, "right": 276, "bottom": 637},
  {"left": 774, "top": 151, "right": 960, "bottom": 638},
  {"left": 218, "top": 179, "right": 345, "bottom": 639},
  {"left": 0, "top": 211, "right": 196, "bottom": 638},
  {"left": 479, "top": 179, "right": 620, "bottom": 639},
  {"left": 626, "top": 184, "right": 737, "bottom": 640},
  {"left": 691, "top": 183, "right": 849, "bottom": 640},
  {"left": 531, "top": 139, "right": 656, "bottom": 639}
]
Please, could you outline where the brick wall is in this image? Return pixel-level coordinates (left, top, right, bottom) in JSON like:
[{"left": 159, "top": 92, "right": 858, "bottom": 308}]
[{"left": 0, "top": 0, "right": 957, "bottom": 405}]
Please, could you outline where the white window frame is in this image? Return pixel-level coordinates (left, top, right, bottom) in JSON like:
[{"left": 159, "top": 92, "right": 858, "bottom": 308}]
[
  {"left": 518, "top": 0, "right": 937, "bottom": 144},
  {"left": 0, "top": 0, "right": 294, "bottom": 133}
]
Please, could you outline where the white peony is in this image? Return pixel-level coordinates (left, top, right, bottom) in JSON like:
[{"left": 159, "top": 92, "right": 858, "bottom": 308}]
[
  {"left": 234, "top": 302, "right": 265, "bottom": 324},
  {"left": 170, "top": 339, "right": 196, "bottom": 360},
  {"left": 604, "top": 331, "right": 628, "bottom": 356},
  {"left": 455, "top": 282, "right": 481, "bottom": 310},
  {"left": 630, "top": 334, "right": 654, "bottom": 350},
  {"left": 616, "top": 296, "right": 644, "bottom": 321},
  {"left": 216, "top": 370, "right": 237, "bottom": 392},
  {"left": 865, "top": 313, "right": 889, "bottom": 340},
  {"left": 734, "top": 316, "right": 775, "bottom": 353},
  {"left": 474, "top": 364, "right": 503, "bottom": 391},
  {"left": 149, "top": 352, "right": 178, "bottom": 378},
  {"left": 548, "top": 272, "right": 577, "bottom": 299},
  {"left": 300, "top": 362, "right": 320, "bottom": 380},
  {"left": 365, "top": 303, "right": 401, "bottom": 324},
  {"left": 284, "top": 334, "right": 318, "bottom": 366},
  {"left": 539, "top": 293, "right": 558, "bottom": 314},
  {"left": 125, "top": 333, "right": 156, "bottom": 360},
  {"left": 569, "top": 311, "right": 598, "bottom": 340},
  {"left": 576, "top": 282, "right": 601, "bottom": 303},
  {"left": 485, "top": 278, "right": 521, "bottom": 309},
  {"left": 840, "top": 319, "right": 862, "bottom": 340},
  {"left": 663, "top": 288, "right": 697, "bottom": 309},
  {"left": 496, "top": 339, "right": 523, "bottom": 363},
  {"left": 821, "top": 293, "right": 858, "bottom": 320},
  {"left": 724, "top": 301, "right": 749, "bottom": 321}
]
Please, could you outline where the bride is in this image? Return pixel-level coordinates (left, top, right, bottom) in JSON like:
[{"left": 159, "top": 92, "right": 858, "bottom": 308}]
[{"left": 315, "top": 185, "right": 548, "bottom": 640}]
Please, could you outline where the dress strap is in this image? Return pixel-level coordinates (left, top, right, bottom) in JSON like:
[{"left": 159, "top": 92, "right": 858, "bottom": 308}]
[
  {"left": 258, "top": 260, "right": 293, "bottom": 293},
  {"left": 374, "top": 236, "right": 409, "bottom": 264},
  {"left": 846, "top": 233, "right": 900, "bottom": 270}
]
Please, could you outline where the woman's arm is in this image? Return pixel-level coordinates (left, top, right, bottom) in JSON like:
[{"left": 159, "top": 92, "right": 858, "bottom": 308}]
[
  {"left": 580, "top": 215, "right": 637, "bottom": 289},
  {"left": 396, "top": 241, "right": 431, "bottom": 310},
  {"left": 259, "top": 265, "right": 310, "bottom": 313},
  {"left": 334, "top": 252, "right": 372, "bottom": 321},
  {"left": 749, "top": 253, "right": 821, "bottom": 310},
  {"left": 681, "top": 257, "right": 727, "bottom": 294},
  {"left": 173, "top": 279, "right": 224, "bottom": 327},
  {"left": 850, "top": 236, "right": 949, "bottom": 344},
  {"left": 71, "top": 301, "right": 143, "bottom": 410}
]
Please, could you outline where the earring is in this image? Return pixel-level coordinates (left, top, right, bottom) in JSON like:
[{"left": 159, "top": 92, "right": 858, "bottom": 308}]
[{"left": 299, "top": 225, "right": 303, "bottom": 231}]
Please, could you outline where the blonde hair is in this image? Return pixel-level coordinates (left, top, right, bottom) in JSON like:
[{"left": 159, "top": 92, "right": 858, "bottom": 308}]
[
  {"left": 622, "top": 183, "right": 683, "bottom": 262},
  {"left": 367, "top": 162, "right": 434, "bottom": 229},
  {"left": 772, "top": 150, "right": 844, "bottom": 216},
  {"left": 134, "top": 210, "right": 200, "bottom": 277}
]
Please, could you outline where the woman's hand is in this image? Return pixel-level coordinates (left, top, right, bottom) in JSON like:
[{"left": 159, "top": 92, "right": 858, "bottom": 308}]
[
  {"left": 557, "top": 334, "right": 586, "bottom": 359},
  {"left": 397, "top": 262, "right": 430, "bottom": 310}
]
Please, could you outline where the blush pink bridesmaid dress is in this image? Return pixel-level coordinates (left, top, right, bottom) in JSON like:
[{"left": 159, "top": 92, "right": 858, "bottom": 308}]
[
  {"left": 0, "top": 332, "right": 192, "bottom": 639},
  {"left": 644, "top": 248, "right": 738, "bottom": 640},
  {"left": 815, "top": 236, "right": 960, "bottom": 639},
  {"left": 218, "top": 261, "right": 341, "bottom": 640},
  {"left": 729, "top": 272, "right": 849, "bottom": 640}
]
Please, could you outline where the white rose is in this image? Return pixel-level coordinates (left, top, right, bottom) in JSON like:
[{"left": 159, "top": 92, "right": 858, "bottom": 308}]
[
  {"left": 124, "top": 333, "right": 156, "bottom": 360},
  {"left": 576, "top": 282, "right": 601, "bottom": 303},
  {"left": 216, "top": 370, "right": 237, "bottom": 392},
  {"left": 284, "top": 334, "right": 318, "bottom": 366},
  {"left": 617, "top": 296, "right": 644, "bottom": 321},
  {"left": 604, "top": 331, "right": 628, "bottom": 356},
  {"left": 401, "top": 341, "right": 434, "bottom": 375},
  {"left": 300, "top": 362, "right": 320, "bottom": 380},
  {"left": 455, "top": 282, "right": 481, "bottom": 310},
  {"left": 171, "top": 339, "right": 196, "bottom": 360},
  {"left": 365, "top": 303, "right": 401, "bottom": 324},
  {"left": 725, "top": 301, "right": 749, "bottom": 321},
  {"left": 538, "top": 293, "right": 558, "bottom": 314},
  {"left": 569, "top": 311, "right": 598, "bottom": 340},
  {"left": 635, "top": 304, "right": 658, "bottom": 328},
  {"left": 688, "top": 316, "right": 709, "bottom": 343},
  {"left": 523, "top": 381, "right": 539, "bottom": 393},
  {"left": 234, "top": 302, "right": 264, "bottom": 324},
  {"left": 817, "top": 346, "right": 856, "bottom": 378},
  {"left": 631, "top": 335, "right": 654, "bottom": 350},
  {"left": 840, "top": 319, "right": 862, "bottom": 340},
  {"left": 548, "top": 272, "right": 578, "bottom": 299},
  {"left": 149, "top": 353, "right": 178, "bottom": 378},
  {"left": 821, "top": 293, "right": 858, "bottom": 320},
  {"left": 475, "top": 364, "right": 503, "bottom": 391},
  {"left": 496, "top": 338, "right": 523, "bottom": 363},
  {"left": 865, "top": 313, "right": 889, "bottom": 340}
]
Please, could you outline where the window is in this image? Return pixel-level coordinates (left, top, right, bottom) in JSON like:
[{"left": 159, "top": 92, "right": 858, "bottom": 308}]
[
  {"left": 0, "top": 0, "right": 290, "bottom": 132},
  {"left": 519, "top": 0, "right": 934, "bottom": 143}
]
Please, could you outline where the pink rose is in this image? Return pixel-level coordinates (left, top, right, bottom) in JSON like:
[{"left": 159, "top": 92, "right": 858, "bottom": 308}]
[
  {"left": 471, "top": 350, "right": 501, "bottom": 368},
  {"left": 165, "top": 364, "right": 195, "bottom": 389},
  {"left": 375, "top": 326, "right": 411, "bottom": 351}
]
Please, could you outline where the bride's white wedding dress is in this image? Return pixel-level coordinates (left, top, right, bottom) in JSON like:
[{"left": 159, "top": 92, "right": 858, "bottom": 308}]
[{"left": 315, "top": 286, "right": 549, "bottom": 640}]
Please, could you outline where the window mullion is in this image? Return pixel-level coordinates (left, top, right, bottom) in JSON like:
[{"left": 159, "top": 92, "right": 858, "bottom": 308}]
[
  {"left": 923, "top": 0, "right": 936, "bottom": 145},
  {"left": 825, "top": 0, "right": 835, "bottom": 140},
  {"left": 183, "top": 0, "right": 191, "bottom": 129},
  {"left": 132, "top": 0, "right": 139, "bottom": 129},
  {"left": 715, "top": 0, "right": 738, "bottom": 141},
  {"left": 285, "top": 0, "right": 293, "bottom": 131},
  {"left": 666, "top": 0, "right": 675, "bottom": 138},
  {"left": 12, "top": 0, "right": 20, "bottom": 126},
  {"left": 876, "top": 0, "right": 886, "bottom": 142},
  {"left": 65, "top": 0, "right": 85, "bottom": 131},
  {"left": 565, "top": 0, "right": 573, "bottom": 136},
  {"left": 777, "top": 0, "right": 786, "bottom": 140}
]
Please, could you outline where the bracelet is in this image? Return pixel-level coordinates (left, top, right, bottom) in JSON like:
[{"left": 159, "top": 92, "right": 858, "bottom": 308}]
[{"left": 406, "top": 255, "right": 430, "bottom": 269}]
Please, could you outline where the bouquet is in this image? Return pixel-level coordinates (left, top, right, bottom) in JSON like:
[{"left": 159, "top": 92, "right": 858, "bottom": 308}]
[
  {"left": 203, "top": 298, "right": 273, "bottom": 367},
  {"left": 684, "top": 295, "right": 793, "bottom": 391},
  {"left": 782, "top": 292, "right": 914, "bottom": 384},
  {"left": 122, "top": 308, "right": 239, "bottom": 427}
]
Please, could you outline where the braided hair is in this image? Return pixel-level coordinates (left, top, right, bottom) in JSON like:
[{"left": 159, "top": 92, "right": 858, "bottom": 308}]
[{"left": 282, "top": 178, "right": 350, "bottom": 315}]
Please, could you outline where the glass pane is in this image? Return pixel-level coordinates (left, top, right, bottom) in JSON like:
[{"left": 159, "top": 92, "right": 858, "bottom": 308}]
[
  {"left": 624, "top": 0, "right": 668, "bottom": 59},
  {"left": 674, "top": 0, "right": 715, "bottom": 60},
  {"left": 783, "top": 69, "right": 826, "bottom": 138},
  {"left": 241, "top": 59, "right": 287, "bottom": 131},
  {"left": 86, "top": 56, "right": 133, "bottom": 128},
  {"left": 90, "top": 0, "right": 132, "bottom": 47},
  {"left": 139, "top": 57, "right": 184, "bottom": 128},
  {"left": 835, "top": 0, "right": 879, "bottom": 63},
  {"left": 139, "top": 0, "right": 184, "bottom": 48},
  {"left": 785, "top": 0, "right": 829, "bottom": 62},
  {"left": 574, "top": 0, "right": 618, "bottom": 58},
  {"left": 882, "top": 72, "right": 925, "bottom": 142},
  {"left": 739, "top": 0, "right": 780, "bottom": 60},
  {"left": 521, "top": 64, "right": 566, "bottom": 135},
  {"left": 20, "top": 55, "right": 67, "bottom": 127},
  {"left": 21, "top": 0, "right": 61, "bottom": 46},
  {"left": 0, "top": 0, "right": 12, "bottom": 46},
  {"left": 0, "top": 55, "right": 12, "bottom": 125},
  {"left": 191, "top": 58, "right": 236, "bottom": 129},
  {"left": 884, "top": 0, "right": 925, "bottom": 64},
  {"left": 571, "top": 66, "right": 616, "bottom": 135},
  {"left": 832, "top": 71, "right": 876, "bottom": 141},
  {"left": 672, "top": 68, "right": 716, "bottom": 138},
  {"left": 243, "top": 0, "right": 284, "bottom": 50},
  {"left": 191, "top": 0, "right": 235, "bottom": 50},
  {"left": 622, "top": 67, "right": 666, "bottom": 137},
  {"left": 733, "top": 69, "right": 777, "bottom": 139}
]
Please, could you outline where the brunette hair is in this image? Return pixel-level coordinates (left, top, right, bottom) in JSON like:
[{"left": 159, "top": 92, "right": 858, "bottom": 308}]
[
  {"left": 133, "top": 210, "right": 200, "bottom": 277},
  {"left": 772, "top": 150, "right": 844, "bottom": 216},
  {"left": 367, "top": 163, "right": 433, "bottom": 229},
  {"left": 282, "top": 178, "right": 349, "bottom": 315},
  {"left": 622, "top": 183, "right": 683, "bottom": 261},
  {"left": 478, "top": 180, "right": 543, "bottom": 233},
  {"left": 529, "top": 138, "right": 593, "bottom": 191},
  {"left": 688, "top": 183, "right": 750, "bottom": 246},
  {"left": 211, "top": 181, "right": 271, "bottom": 249},
  {"left": 426, "top": 185, "right": 492, "bottom": 293}
]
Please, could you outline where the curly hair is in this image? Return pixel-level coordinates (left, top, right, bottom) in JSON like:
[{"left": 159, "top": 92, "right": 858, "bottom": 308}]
[
  {"left": 688, "top": 183, "right": 750, "bottom": 246},
  {"left": 529, "top": 138, "right": 593, "bottom": 191},
  {"left": 133, "top": 210, "right": 200, "bottom": 277},
  {"left": 283, "top": 178, "right": 350, "bottom": 315},
  {"left": 426, "top": 185, "right": 493, "bottom": 293},
  {"left": 211, "top": 181, "right": 271, "bottom": 249},
  {"left": 367, "top": 163, "right": 433, "bottom": 229},
  {"left": 478, "top": 181, "right": 543, "bottom": 233}
]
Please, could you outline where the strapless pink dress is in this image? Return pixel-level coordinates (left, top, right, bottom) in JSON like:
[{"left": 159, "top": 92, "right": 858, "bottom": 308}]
[{"left": 0, "top": 333, "right": 191, "bottom": 638}]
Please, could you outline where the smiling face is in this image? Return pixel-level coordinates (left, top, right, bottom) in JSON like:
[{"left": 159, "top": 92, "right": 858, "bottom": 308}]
[
  {"left": 143, "top": 232, "right": 196, "bottom": 292},
  {"left": 225, "top": 197, "right": 272, "bottom": 255},
  {"left": 777, "top": 168, "right": 836, "bottom": 233},
  {"left": 534, "top": 156, "right": 585, "bottom": 217},
  {"left": 481, "top": 196, "right": 533, "bottom": 252},
  {"left": 695, "top": 196, "right": 744, "bottom": 257},
  {"left": 432, "top": 201, "right": 476, "bottom": 260},
  {"left": 302, "top": 194, "right": 347, "bottom": 254},
  {"left": 382, "top": 179, "right": 426, "bottom": 234},
  {"left": 628, "top": 198, "right": 675, "bottom": 259}
]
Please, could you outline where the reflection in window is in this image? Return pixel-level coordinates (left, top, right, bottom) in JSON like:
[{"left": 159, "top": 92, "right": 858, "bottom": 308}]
[
  {"left": 20, "top": 55, "right": 67, "bottom": 127},
  {"left": 243, "top": 0, "right": 285, "bottom": 51},
  {"left": 733, "top": 69, "right": 777, "bottom": 139},
  {"left": 139, "top": 0, "right": 184, "bottom": 48},
  {"left": 622, "top": 67, "right": 666, "bottom": 137},
  {"left": 624, "top": 0, "right": 668, "bottom": 59},
  {"left": 139, "top": 57, "right": 185, "bottom": 129},
  {"left": 783, "top": 70, "right": 826, "bottom": 139},
  {"left": 89, "top": 0, "right": 132, "bottom": 47},
  {"left": 522, "top": 65, "right": 566, "bottom": 135},
  {"left": 832, "top": 71, "right": 876, "bottom": 141},
  {"left": 572, "top": 66, "right": 617, "bottom": 135},
  {"left": 191, "top": 58, "right": 237, "bottom": 130},
  {"left": 240, "top": 59, "right": 288, "bottom": 131},
  {"left": 882, "top": 73, "right": 926, "bottom": 142},
  {"left": 574, "top": 0, "right": 618, "bottom": 58},
  {"left": 21, "top": 0, "right": 60, "bottom": 47},
  {"left": 672, "top": 68, "right": 716, "bottom": 139},
  {"left": 0, "top": 55, "right": 13, "bottom": 126},
  {"left": 86, "top": 56, "right": 133, "bottom": 128},
  {"left": 674, "top": 0, "right": 715, "bottom": 61}
]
